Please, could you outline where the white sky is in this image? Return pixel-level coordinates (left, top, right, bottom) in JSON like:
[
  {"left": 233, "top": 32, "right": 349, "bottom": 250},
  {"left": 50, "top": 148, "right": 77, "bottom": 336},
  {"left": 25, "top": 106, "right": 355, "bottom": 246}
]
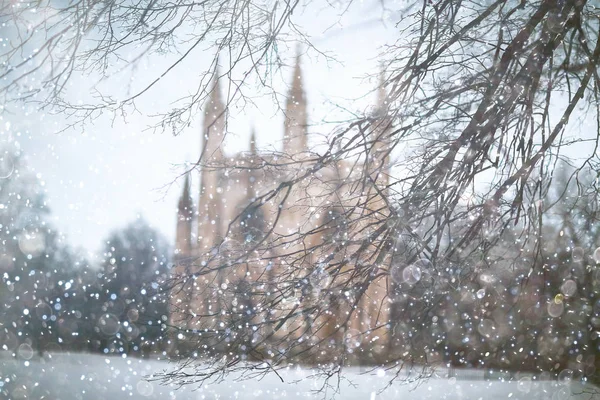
[{"left": 5, "top": 0, "right": 398, "bottom": 255}]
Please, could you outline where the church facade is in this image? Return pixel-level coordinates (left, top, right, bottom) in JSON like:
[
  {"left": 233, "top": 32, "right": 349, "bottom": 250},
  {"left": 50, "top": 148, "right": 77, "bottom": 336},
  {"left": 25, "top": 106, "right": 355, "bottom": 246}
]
[{"left": 168, "top": 56, "right": 394, "bottom": 363}]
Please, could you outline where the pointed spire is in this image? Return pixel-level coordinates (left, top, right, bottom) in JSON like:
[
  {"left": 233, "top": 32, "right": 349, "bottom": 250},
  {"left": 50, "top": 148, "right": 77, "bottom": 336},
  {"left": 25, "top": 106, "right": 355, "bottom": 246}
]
[
  {"left": 249, "top": 127, "right": 257, "bottom": 154},
  {"left": 174, "top": 172, "right": 193, "bottom": 260},
  {"left": 183, "top": 173, "right": 190, "bottom": 199},
  {"left": 246, "top": 128, "right": 258, "bottom": 200},
  {"left": 283, "top": 45, "right": 308, "bottom": 154},
  {"left": 288, "top": 46, "right": 305, "bottom": 105},
  {"left": 205, "top": 63, "right": 224, "bottom": 120},
  {"left": 178, "top": 173, "right": 192, "bottom": 214},
  {"left": 202, "top": 59, "right": 225, "bottom": 161},
  {"left": 376, "top": 65, "right": 387, "bottom": 111}
]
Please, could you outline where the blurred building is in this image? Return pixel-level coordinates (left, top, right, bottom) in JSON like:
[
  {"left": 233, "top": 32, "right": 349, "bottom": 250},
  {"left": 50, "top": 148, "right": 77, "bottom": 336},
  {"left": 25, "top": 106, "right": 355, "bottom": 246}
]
[{"left": 169, "top": 54, "right": 392, "bottom": 362}]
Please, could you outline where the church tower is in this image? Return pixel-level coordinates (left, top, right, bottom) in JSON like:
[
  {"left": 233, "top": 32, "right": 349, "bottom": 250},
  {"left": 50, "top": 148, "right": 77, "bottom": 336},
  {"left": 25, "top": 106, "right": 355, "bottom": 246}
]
[
  {"left": 369, "top": 67, "right": 391, "bottom": 190},
  {"left": 357, "top": 68, "right": 393, "bottom": 358},
  {"left": 246, "top": 128, "right": 258, "bottom": 201},
  {"left": 174, "top": 174, "right": 193, "bottom": 258},
  {"left": 169, "top": 174, "right": 194, "bottom": 333},
  {"left": 249, "top": 127, "right": 257, "bottom": 156},
  {"left": 186, "top": 68, "right": 228, "bottom": 332},
  {"left": 197, "top": 69, "right": 226, "bottom": 254},
  {"left": 283, "top": 52, "right": 308, "bottom": 155}
]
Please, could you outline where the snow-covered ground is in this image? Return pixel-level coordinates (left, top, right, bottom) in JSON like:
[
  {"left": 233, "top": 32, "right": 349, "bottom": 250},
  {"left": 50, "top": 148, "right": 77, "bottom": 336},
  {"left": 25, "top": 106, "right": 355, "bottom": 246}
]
[{"left": 0, "top": 352, "right": 597, "bottom": 400}]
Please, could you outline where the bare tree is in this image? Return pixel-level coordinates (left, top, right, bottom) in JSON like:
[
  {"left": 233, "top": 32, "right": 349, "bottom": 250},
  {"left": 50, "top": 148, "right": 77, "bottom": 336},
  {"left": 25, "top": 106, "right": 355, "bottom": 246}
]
[{"left": 1, "top": 0, "right": 306, "bottom": 133}]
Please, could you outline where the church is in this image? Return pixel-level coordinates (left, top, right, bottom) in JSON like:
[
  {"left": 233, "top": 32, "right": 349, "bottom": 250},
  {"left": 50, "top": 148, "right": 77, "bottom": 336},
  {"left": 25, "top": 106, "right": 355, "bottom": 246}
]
[{"left": 168, "top": 54, "right": 395, "bottom": 363}]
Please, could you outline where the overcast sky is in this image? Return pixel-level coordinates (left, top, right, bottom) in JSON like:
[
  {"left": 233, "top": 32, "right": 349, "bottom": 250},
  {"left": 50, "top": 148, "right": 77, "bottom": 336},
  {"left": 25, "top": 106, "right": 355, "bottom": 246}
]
[{"left": 5, "top": 0, "right": 398, "bottom": 255}]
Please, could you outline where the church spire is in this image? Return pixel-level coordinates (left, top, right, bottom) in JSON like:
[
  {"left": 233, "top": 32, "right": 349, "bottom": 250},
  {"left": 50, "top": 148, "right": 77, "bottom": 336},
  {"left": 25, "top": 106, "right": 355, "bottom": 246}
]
[
  {"left": 249, "top": 127, "right": 257, "bottom": 155},
  {"left": 369, "top": 64, "right": 391, "bottom": 193},
  {"left": 376, "top": 66, "right": 387, "bottom": 113},
  {"left": 283, "top": 47, "right": 308, "bottom": 155},
  {"left": 288, "top": 49, "right": 305, "bottom": 107},
  {"left": 175, "top": 173, "right": 193, "bottom": 258},
  {"left": 178, "top": 173, "right": 192, "bottom": 213},
  {"left": 197, "top": 61, "right": 225, "bottom": 255},
  {"left": 202, "top": 64, "right": 225, "bottom": 162}
]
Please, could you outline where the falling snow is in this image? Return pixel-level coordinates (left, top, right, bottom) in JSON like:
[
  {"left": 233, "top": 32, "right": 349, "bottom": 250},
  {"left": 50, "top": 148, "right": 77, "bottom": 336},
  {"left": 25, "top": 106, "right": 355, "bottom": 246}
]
[{"left": 2, "top": 0, "right": 600, "bottom": 399}]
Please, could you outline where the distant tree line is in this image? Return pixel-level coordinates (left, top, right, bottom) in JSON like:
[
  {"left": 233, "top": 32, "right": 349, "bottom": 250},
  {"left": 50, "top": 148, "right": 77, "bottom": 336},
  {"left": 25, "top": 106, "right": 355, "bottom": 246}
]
[{"left": 0, "top": 145, "right": 171, "bottom": 359}]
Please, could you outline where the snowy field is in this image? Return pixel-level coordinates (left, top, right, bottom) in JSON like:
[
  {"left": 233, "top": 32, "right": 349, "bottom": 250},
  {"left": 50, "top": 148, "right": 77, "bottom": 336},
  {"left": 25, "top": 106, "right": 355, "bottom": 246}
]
[{"left": 0, "top": 352, "right": 598, "bottom": 400}]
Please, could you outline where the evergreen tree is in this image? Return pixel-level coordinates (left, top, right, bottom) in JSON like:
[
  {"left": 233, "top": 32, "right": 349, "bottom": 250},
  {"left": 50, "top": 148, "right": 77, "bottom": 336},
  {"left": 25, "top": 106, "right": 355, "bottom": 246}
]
[
  {"left": 98, "top": 218, "right": 170, "bottom": 356},
  {"left": 0, "top": 145, "right": 90, "bottom": 354}
]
